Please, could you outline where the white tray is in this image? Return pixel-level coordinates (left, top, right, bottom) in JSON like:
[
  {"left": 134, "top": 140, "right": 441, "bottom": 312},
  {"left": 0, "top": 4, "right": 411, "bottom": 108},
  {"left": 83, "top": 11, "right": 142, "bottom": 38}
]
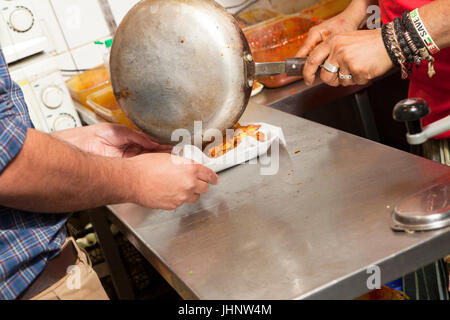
[{"left": 175, "top": 123, "right": 286, "bottom": 173}]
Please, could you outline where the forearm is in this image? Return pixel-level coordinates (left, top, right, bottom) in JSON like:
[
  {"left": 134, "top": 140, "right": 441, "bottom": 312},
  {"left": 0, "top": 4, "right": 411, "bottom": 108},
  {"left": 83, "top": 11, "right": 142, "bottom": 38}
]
[
  {"left": 0, "top": 129, "right": 133, "bottom": 213},
  {"left": 419, "top": 0, "right": 450, "bottom": 49}
]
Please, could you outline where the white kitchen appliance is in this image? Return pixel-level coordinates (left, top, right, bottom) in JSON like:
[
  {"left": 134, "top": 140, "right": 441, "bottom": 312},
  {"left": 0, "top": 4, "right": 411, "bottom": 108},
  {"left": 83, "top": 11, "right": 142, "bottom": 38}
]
[
  {"left": 0, "top": 0, "right": 50, "bottom": 64},
  {"left": 9, "top": 53, "right": 82, "bottom": 132}
]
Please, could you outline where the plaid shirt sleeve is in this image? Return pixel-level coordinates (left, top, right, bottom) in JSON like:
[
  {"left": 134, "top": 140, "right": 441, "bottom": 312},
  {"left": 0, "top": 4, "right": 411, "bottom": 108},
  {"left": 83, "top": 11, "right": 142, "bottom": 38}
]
[
  {"left": 0, "top": 48, "right": 68, "bottom": 301},
  {"left": 0, "top": 49, "right": 33, "bottom": 173}
]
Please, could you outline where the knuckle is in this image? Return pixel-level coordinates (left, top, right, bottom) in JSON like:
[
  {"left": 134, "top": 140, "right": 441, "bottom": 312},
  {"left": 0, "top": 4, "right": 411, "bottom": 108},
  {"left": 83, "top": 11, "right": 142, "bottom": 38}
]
[
  {"left": 177, "top": 193, "right": 188, "bottom": 203},
  {"left": 307, "top": 56, "right": 320, "bottom": 66},
  {"left": 350, "top": 65, "right": 363, "bottom": 75},
  {"left": 332, "top": 34, "right": 344, "bottom": 42},
  {"left": 341, "top": 53, "right": 351, "bottom": 65},
  {"left": 185, "top": 179, "right": 196, "bottom": 191},
  {"left": 330, "top": 81, "right": 339, "bottom": 87},
  {"left": 334, "top": 44, "right": 345, "bottom": 55},
  {"left": 189, "top": 164, "right": 199, "bottom": 175},
  {"left": 200, "top": 184, "right": 209, "bottom": 194},
  {"left": 167, "top": 203, "right": 178, "bottom": 210},
  {"left": 310, "top": 26, "right": 319, "bottom": 34}
]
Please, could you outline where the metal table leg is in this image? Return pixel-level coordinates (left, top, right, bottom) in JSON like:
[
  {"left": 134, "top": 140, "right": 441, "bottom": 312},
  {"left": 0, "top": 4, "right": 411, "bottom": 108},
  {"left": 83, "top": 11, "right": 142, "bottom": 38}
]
[
  {"left": 89, "top": 207, "right": 135, "bottom": 300},
  {"left": 354, "top": 89, "right": 381, "bottom": 142}
]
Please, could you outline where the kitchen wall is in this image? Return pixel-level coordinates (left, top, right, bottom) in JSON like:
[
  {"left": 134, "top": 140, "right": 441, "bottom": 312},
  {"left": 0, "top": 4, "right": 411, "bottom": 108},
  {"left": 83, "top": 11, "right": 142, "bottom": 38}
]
[
  {"left": 32, "top": 0, "right": 140, "bottom": 77},
  {"left": 33, "top": 0, "right": 323, "bottom": 77}
]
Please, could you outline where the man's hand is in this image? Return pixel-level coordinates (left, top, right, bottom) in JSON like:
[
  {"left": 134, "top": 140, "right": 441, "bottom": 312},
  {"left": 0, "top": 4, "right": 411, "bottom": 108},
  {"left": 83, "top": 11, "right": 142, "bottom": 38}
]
[
  {"left": 126, "top": 153, "right": 219, "bottom": 210},
  {"left": 310, "top": 29, "right": 394, "bottom": 87},
  {"left": 296, "top": 11, "right": 361, "bottom": 59},
  {"left": 296, "top": 0, "right": 378, "bottom": 86},
  {"left": 51, "top": 123, "right": 172, "bottom": 158},
  {"left": 0, "top": 129, "right": 218, "bottom": 213}
]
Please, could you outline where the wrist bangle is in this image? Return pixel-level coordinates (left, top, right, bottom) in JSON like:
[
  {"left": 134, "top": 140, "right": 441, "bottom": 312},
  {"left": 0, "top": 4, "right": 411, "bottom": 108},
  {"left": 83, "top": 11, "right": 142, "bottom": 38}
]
[
  {"left": 391, "top": 23, "right": 411, "bottom": 79},
  {"left": 382, "top": 23, "right": 400, "bottom": 67},
  {"left": 402, "top": 11, "right": 425, "bottom": 51},
  {"left": 382, "top": 22, "right": 409, "bottom": 79},
  {"left": 409, "top": 8, "right": 440, "bottom": 54},
  {"left": 393, "top": 17, "right": 414, "bottom": 65},
  {"left": 404, "top": 30, "right": 422, "bottom": 66}
]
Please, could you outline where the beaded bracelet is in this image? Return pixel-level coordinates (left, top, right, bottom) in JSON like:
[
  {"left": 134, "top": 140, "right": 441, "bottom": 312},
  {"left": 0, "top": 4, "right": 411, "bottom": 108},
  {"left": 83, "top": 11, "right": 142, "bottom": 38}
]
[
  {"left": 382, "top": 22, "right": 409, "bottom": 79},
  {"left": 401, "top": 11, "right": 425, "bottom": 51},
  {"left": 404, "top": 30, "right": 422, "bottom": 66},
  {"left": 394, "top": 17, "right": 414, "bottom": 67}
]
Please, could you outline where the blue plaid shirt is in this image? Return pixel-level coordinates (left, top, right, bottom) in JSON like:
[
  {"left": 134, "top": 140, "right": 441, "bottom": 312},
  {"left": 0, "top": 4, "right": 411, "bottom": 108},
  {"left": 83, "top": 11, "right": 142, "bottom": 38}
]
[{"left": 0, "top": 48, "right": 69, "bottom": 300}]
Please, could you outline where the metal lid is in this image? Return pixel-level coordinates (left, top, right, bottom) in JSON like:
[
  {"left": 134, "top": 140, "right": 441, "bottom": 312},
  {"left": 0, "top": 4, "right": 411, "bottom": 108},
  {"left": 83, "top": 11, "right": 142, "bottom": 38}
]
[
  {"left": 391, "top": 182, "right": 450, "bottom": 231},
  {"left": 110, "top": 0, "right": 251, "bottom": 144}
]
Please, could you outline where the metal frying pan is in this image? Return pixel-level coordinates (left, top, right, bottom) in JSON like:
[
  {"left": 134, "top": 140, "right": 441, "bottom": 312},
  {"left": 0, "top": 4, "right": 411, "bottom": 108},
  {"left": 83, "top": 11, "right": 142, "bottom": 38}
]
[{"left": 110, "top": 0, "right": 306, "bottom": 144}]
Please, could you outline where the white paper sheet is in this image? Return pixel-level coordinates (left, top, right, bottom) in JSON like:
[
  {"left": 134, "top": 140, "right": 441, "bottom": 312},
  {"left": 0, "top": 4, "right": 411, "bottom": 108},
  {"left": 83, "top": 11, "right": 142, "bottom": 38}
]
[{"left": 173, "top": 123, "right": 286, "bottom": 173}]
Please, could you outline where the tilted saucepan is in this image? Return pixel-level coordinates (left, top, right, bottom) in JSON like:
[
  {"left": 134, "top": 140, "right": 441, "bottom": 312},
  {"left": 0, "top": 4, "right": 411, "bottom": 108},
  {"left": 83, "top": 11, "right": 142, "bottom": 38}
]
[{"left": 110, "top": 0, "right": 307, "bottom": 144}]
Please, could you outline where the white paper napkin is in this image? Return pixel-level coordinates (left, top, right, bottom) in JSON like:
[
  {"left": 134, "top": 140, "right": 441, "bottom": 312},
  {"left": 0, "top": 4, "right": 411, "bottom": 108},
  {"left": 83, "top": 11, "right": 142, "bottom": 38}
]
[{"left": 174, "top": 123, "right": 286, "bottom": 173}]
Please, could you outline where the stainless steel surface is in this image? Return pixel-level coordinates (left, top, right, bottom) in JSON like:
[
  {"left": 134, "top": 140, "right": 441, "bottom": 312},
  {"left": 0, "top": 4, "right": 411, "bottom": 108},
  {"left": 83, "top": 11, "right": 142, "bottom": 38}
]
[
  {"left": 255, "top": 62, "right": 286, "bottom": 77},
  {"left": 391, "top": 182, "right": 450, "bottom": 231},
  {"left": 254, "top": 57, "right": 307, "bottom": 78},
  {"left": 98, "top": 0, "right": 117, "bottom": 34},
  {"left": 110, "top": 0, "right": 252, "bottom": 144},
  {"left": 251, "top": 71, "right": 398, "bottom": 117},
  {"left": 107, "top": 101, "right": 450, "bottom": 300}
]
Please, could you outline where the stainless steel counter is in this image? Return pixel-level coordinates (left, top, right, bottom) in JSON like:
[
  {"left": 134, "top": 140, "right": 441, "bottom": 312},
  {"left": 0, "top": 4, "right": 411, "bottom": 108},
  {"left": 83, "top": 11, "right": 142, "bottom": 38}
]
[{"left": 105, "top": 101, "right": 450, "bottom": 300}]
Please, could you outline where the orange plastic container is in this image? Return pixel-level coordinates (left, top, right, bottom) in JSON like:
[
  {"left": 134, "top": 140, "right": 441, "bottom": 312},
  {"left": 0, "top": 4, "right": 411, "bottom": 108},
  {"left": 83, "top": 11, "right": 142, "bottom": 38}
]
[
  {"left": 235, "top": 8, "right": 282, "bottom": 29},
  {"left": 87, "top": 85, "right": 137, "bottom": 130},
  {"left": 244, "top": 14, "right": 319, "bottom": 88},
  {"left": 66, "top": 65, "right": 110, "bottom": 111},
  {"left": 300, "top": 0, "right": 352, "bottom": 20}
]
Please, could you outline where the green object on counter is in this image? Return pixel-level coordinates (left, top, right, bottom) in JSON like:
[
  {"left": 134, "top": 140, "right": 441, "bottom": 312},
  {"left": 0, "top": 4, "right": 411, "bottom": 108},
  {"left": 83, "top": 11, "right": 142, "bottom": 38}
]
[{"left": 94, "top": 38, "right": 113, "bottom": 48}]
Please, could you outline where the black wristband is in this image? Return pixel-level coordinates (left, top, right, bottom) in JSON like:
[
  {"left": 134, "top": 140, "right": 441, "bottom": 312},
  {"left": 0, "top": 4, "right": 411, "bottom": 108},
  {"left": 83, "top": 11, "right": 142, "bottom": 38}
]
[
  {"left": 382, "top": 23, "right": 400, "bottom": 67},
  {"left": 394, "top": 17, "right": 414, "bottom": 65},
  {"left": 402, "top": 11, "right": 425, "bottom": 50}
]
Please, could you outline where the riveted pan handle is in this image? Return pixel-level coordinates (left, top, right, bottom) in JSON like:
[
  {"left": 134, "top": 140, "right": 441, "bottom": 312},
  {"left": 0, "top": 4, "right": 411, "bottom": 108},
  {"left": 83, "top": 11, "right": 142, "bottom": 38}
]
[{"left": 252, "top": 57, "right": 309, "bottom": 78}]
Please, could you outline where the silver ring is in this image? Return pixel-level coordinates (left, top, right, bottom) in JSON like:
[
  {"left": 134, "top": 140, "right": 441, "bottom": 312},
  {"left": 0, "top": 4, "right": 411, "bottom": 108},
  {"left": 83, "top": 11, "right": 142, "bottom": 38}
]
[
  {"left": 323, "top": 61, "right": 339, "bottom": 73},
  {"left": 338, "top": 71, "right": 353, "bottom": 80}
]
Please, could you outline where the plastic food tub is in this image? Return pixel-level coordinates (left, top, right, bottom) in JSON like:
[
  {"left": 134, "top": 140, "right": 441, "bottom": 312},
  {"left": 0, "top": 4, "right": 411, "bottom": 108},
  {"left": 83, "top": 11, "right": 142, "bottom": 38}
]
[
  {"left": 66, "top": 65, "right": 110, "bottom": 111},
  {"left": 86, "top": 85, "right": 137, "bottom": 129},
  {"left": 300, "top": 0, "right": 352, "bottom": 20},
  {"left": 235, "top": 8, "right": 282, "bottom": 29},
  {"left": 243, "top": 14, "right": 319, "bottom": 88}
]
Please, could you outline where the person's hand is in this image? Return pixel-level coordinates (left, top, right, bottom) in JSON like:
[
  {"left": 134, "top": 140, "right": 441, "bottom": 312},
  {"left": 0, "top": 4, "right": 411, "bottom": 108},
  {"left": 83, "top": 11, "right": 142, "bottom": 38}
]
[
  {"left": 51, "top": 123, "right": 172, "bottom": 158},
  {"left": 307, "top": 29, "right": 394, "bottom": 87},
  {"left": 296, "top": 11, "right": 362, "bottom": 59},
  {"left": 125, "top": 153, "right": 219, "bottom": 210}
]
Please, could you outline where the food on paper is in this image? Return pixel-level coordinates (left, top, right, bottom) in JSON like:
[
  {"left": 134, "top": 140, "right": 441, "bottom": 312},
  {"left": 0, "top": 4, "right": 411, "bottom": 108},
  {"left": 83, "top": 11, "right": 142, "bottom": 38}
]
[{"left": 205, "top": 123, "right": 266, "bottom": 158}]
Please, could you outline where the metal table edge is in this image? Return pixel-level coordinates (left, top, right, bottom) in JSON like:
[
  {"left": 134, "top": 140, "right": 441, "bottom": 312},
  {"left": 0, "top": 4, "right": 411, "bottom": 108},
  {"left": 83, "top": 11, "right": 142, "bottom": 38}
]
[{"left": 105, "top": 205, "right": 202, "bottom": 300}]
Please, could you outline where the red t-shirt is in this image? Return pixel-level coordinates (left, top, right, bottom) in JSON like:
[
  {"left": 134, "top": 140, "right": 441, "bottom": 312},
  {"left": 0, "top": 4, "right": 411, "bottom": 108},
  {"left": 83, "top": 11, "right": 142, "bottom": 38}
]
[{"left": 379, "top": 0, "right": 450, "bottom": 139}]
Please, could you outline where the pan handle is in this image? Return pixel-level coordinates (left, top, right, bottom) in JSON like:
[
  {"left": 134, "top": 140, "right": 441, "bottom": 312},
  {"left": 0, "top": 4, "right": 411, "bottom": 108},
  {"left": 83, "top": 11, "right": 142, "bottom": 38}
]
[
  {"left": 253, "top": 57, "right": 309, "bottom": 78},
  {"left": 285, "top": 57, "right": 307, "bottom": 77}
]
